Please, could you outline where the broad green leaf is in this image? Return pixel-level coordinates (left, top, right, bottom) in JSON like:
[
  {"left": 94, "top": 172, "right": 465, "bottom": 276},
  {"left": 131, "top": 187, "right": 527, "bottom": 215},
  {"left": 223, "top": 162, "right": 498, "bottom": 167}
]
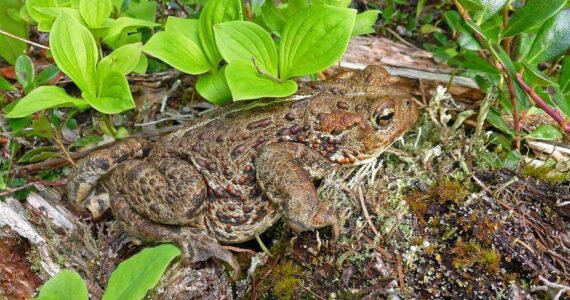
[
  {"left": 198, "top": 0, "right": 243, "bottom": 69},
  {"left": 102, "top": 244, "right": 181, "bottom": 300},
  {"left": 516, "top": 32, "right": 535, "bottom": 60},
  {"left": 0, "top": 0, "right": 29, "bottom": 65},
  {"left": 5, "top": 86, "right": 88, "bottom": 118},
  {"left": 0, "top": 76, "right": 15, "bottom": 91},
  {"left": 458, "top": 32, "right": 481, "bottom": 50},
  {"left": 36, "top": 65, "right": 60, "bottom": 86},
  {"left": 457, "top": 0, "right": 484, "bottom": 11},
  {"left": 50, "top": 13, "right": 98, "bottom": 94},
  {"left": 489, "top": 43, "right": 516, "bottom": 76},
  {"left": 448, "top": 53, "right": 500, "bottom": 74},
  {"left": 79, "top": 0, "right": 111, "bottom": 28},
  {"left": 15, "top": 55, "right": 35, "bottom": 90},
  {"left": 502, "top": 0, "right": 565, "bottom": 37},
  {"left": 124, "top": 0, "right": 157, "bottom": 22},
  {"left": 133, "top": 54, "right": 148, "bottom": 74},
  {"left": 72, "top": 135, "right": 104, "bottom": 147},
  {"left": 420, "top": 24, "right": 442, "bottom": 34},
  {"left": 85, "top": 70, "right": 135, "bottom": 114},
  {"left": 196, "top": 68, "right": 232, "bottom": 105},
  {"left": 143, "top": 31, "right": 210, "bottom": 75},
  {"left": 480, "top": 13, "right": 502, "bottom": 42},
  {"left": 472, "top": 0, "right": 508, "bottom": 24},
  {"left": 279, "top": 6, "right": 356, "bottom": 79},
  {"left": 34, "top": 270, "right": 88, "bottom": 300},
  {"left": 352, "top": 10, "right": 380, "bottom": 36},
  {"left": 26, "top": 0, "right": 58, "bottom": 31},
  {"left": 214, "top": 21, "right": 278, "bottom": 77},
  {"left": 101, "top": 17, "right": 159, "bottom": 43},
  {"left": 226, "top": 60, "right": 298, "bottom": 100},
  {"left": 165, "top": 17, "right": 200, "bottom": 42},
  {"left": 502, "top": 150, "right": 521, "bottom": 170},
  {"left": 527, "top": 10, "right": 570, "bottom": 64},
  {"left": 261, "top": 1, "right": 286, "bottom": 36},
  {"left": 527, "top": 124, "right": 563, "bottom": 140},
  {"left": 98, "top": 42, "right": 143, "bottom": 76},
  {"left": 444, "top": 10, "right": 463, "bottom": 33}
]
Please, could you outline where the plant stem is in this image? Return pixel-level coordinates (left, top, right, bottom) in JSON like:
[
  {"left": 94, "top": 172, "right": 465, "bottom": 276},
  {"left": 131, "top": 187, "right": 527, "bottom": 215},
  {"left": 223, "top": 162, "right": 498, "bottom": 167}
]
[
  {"left": 174, "top": 0, "right": 190, "bottom": 17},
  {"left": 0, "top": 29, "right": 50, "bottom": 50},
  {"left": 516, "top": 73, "right": 570, "bottom": 134},
  {"left": 505, "top": 77, "right": 521, "bottom": 148}
]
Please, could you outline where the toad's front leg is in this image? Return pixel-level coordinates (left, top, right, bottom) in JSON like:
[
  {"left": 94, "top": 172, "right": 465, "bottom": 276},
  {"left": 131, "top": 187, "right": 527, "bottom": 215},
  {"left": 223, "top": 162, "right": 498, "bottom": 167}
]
[{"left": 254, "top": 142, "right": 340, "bottom": 238}]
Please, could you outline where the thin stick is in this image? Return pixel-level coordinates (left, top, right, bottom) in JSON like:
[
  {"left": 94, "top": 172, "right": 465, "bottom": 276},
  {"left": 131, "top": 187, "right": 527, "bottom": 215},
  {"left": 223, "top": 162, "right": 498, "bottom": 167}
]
[
  {"left": 0, "top": 180, "right": 67, "bottom": 197},
  {"left": 255, "top": 234, "right": 273, "bottom": 258},
  {"left": 516, "top": 73, "right": 570, "bottom": 134},
  {"left": 358, "top": 186, "right": 381, "bottom": 238},
  {"left": 505, "top": 78, "right": 521, "bottom": 148},
  {"left": 0, "top": 29, "right": 50, "bottom": 50},
  {"left": 173, "top": 0, "right": 190, "bottom": 17}
]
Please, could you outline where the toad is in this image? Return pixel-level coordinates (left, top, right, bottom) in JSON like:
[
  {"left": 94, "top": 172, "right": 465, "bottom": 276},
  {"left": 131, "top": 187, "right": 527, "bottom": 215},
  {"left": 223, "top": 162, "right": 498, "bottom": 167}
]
[{"left": 67, "top": 65, "right": 418, "bottom": 278}]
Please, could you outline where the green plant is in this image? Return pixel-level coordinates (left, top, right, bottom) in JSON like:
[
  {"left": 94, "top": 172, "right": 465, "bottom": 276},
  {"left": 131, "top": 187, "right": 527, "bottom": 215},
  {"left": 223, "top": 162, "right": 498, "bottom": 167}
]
[
  {"left": 6, "top": 12, "right": 146, "bottom": 118},
  {"left": 14, "top": 54, "right": 60, "bottom": 93},
  {"left": 143, "top": 0, "right": 379, "bottom": 104},
  {"left": 440, "top": 0, "right": 569, "bottom": 153},
  {"left": 33, "top": 244, "right": 181, "bottom": 300},
  {"left": 0, "top": 0, "right": 29, "bottom": 65}
]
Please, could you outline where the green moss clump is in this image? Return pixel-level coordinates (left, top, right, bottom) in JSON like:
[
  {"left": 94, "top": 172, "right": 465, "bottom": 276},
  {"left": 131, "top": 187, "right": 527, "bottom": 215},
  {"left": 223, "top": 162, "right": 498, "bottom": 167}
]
[
  {"left": 272, "top": 261, "right": 302, "bottom": 300},
  {"left": 521, "top": 162, "right": 569, "bottom": 185}
]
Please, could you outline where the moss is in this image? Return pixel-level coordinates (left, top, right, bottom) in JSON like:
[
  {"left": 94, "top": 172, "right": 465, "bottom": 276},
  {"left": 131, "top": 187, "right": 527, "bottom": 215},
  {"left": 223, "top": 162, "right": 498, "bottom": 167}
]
[
  {"left": 451, "top": 240, "right": 501, "bottom": 274},
  {"left": 271, "top": 261, "right": 302, "bottom": 300},
  {"left": 432, "top": 177, "right": 469, "bottom": 205},
  {"left": 521, "top": 162, "right": 569, "bottom": 185}
]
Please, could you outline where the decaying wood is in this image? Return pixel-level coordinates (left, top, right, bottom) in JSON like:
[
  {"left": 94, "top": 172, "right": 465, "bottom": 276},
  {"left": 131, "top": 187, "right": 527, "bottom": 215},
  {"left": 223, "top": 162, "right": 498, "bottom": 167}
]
[{"left": 342, "top": 36, "right": 485, "bottom": 104}]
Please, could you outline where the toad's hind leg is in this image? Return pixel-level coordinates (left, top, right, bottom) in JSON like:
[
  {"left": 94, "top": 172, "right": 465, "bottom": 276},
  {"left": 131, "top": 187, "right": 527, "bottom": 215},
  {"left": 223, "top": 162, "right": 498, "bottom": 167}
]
[
  {"left": 108, "top": 158, "right": 241, "bottom": 278},
  {"left": 110, "top": 194, "right": 240, "bottom": 279},
  {"left": 67, "top": 138, "right": 152, "bottom": 204}
]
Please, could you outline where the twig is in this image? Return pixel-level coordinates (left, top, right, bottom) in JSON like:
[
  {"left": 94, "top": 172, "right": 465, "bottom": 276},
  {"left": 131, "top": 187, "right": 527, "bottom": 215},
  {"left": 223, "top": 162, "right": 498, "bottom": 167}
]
[
  {"left": 223, "top": 245, "right": 257, "bottom": 255},
  {"left": 516, "top": 73, "right": 570, "bottom": 134},
  {"left": 506, "top": 77, "right": 521, "bottom": 148},
  {"left": 173, "top": 0, "right": 190, "bottom": 17},
  {"left": 255, "top": 234, "right": 273, "bottom": 258},
  {"left": 358, "top": 186, "right": 381, "bottom": 238},
  {"left": 396, "top": 253, "right": 405, "bottom": 291},
  {"left": 0, "top": 29, "right": 50, "bottom": 50},
  {"left": 385, "top": 27, "right": 420, "bottom": 50},
  {"left": 538, "top": 276, "right": 570, "bottom": 300},
  {"left": 0, "top": 180, "right": 67, "bottom": 197}
]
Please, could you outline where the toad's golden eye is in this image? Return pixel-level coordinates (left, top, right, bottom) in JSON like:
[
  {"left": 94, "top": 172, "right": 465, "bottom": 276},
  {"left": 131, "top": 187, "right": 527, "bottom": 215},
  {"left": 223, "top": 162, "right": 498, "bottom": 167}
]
[{"left": 375, "top": 106, "right": 395, "bottom": 128}]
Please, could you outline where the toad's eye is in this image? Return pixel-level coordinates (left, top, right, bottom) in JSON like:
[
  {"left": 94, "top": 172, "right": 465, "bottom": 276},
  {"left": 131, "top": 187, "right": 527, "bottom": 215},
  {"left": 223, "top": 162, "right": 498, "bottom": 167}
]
[{"left": 374, "top": 106, "right": 395, "bottom": 128}]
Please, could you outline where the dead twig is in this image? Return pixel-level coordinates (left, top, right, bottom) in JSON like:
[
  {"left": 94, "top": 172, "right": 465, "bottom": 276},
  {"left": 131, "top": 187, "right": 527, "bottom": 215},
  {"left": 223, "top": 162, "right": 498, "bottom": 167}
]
[{"left": 358, "top": 186, "right": 381, "bottom": 238}]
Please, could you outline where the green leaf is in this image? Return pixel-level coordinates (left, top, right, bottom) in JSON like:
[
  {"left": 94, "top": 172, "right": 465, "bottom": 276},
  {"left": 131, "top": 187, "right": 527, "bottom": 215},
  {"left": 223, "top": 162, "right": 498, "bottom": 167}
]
[
  {"left": 261, "top": 1, "right": 286, "bottom": 36},
  {"left": 165, "top": 17, "right": 200, "bottom": 42},
  {"left": 561, "top": 56, "right": 570, "bottom": 97},
  {"left": 198, "top": 0, "right": 243, "bottom": 69},
  {"left": 472, "top": 0, "right": 508, "bottom": 24},
  {"left": 457, "top": 0, "right": 484, "bottom": 11},
  {"left": 15, "top": 55, "right": 35, "bottom": 90},
  {"left": 133, "top": 55, "right": 148, "bottom": 74},
  {"left": 521, "top": 62, "right": 558, "bottom": 87},
  {"left": 0, "top": 76, "right": 15, "bottom": 91},
  {"left": 448, "top": 53, "right": 500, "bottom": 74},
  {"left": 502, "top": 0, "right": 565, "bottom": 38},
  {"left": 85, "top": 70, "right": 135, "bottom": 114},
  {"left": 79, "top": 0, "right": 111, "bottom": 28},
  {"left": 420, "top": 24, "right": 442, "bottom": 34},
  {"left": 5, "top": 86, "right": 88, "bottom": 118},
  {"left": 18, "top": 146, "right": 59, "bottom": 163},
  {"left": 527, "top": 10, "right": 570, "bottom": 64},
  {"left": 98, "top": 42, "right": 143, "bottom": 76},
  {"left": 0, "top": 0, "right": 28, "bottom": 65},
  {"left": 71, "top": 135, "right": 104, "bottom": 147},
  {"left": 226, "top": 60, "right": 297, "bottom": 100},
  {"left": 25, "top": 0, "right": 58, "bottom": 32},
  {"left": 214, "top": 21, "right": 278, "bottom": 77},
  {"left": 101, "top": 17, "right": 159, "bottom": 43},
  {"left": 36, "top": 65, "right": 60, "bottom": 86},
  {"left": 34, "top": 270, "right": 88, "bottom": 300},
  {"left": 50, "top": 13, "right": 98, "bottom": 94},
  {"left": 489, "top": 42, "right": 516, "bottom": 76},
  {"left": 527, "top": 124, "right": 563, "bottom": 140},
  {"left": 480, "top": 13, "right": 502, "bottom": 42},
  {"left": 102, "top": 244, "right": 180, "bottom": 300},
  {"left": 502, "top": 150, "right": 521, "bottom": 170},
  {"left": 195, "top": 68, "right": 232, "bottom": 105},
  {"left": 143, "top": 31, "right": 210, "bottom": 75},
  {"left": 124, "top": 0, "right": 157, "bottom": 22},
  {"left": 486, "top": 108, "right": 515, "bottom": 136},
  {"left": 31, "top": 115, "right": 54, "bottom": 139},
  {"left": 352, "top": 10, "right": 380, "bottom": 36},
  {"left": 279, "top": 6, "right": 356, "bottom": 79}
]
